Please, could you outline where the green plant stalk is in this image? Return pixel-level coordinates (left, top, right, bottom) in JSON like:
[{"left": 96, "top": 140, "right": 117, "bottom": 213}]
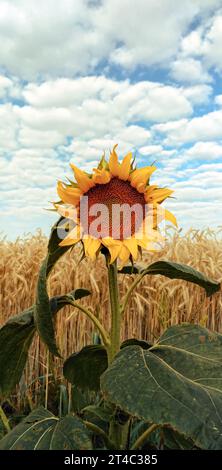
[
  {"left": 83, "top": 420, "right": 116, "bottom": 449},
  {"left": 68, "top": 300, "right": 110, "bottom": 348},
  {"left": 131, "top": 423, "right": 160, "bottom": 450},
  {"left": 109, "top": 418, "right": 130, "bottom": 450},
  {"left": 121, "top": 272, "right": 145, "bottom": 315},
  {"left": 107, "top": 259, "right": 129, "bottom": 449},
  {"left": 0, "top": 406, "right": 11, "bottom": 433},
  {"left": 107, "top": 260, "right": 121, "bottom": 364}
]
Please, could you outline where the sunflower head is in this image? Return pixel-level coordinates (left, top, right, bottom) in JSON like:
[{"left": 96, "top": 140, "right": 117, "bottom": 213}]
[{"left": 55, "top": 145, "right": 177, "bottom": 265}]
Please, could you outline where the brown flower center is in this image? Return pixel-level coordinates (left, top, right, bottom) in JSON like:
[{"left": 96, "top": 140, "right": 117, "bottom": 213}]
[{"left": 80, "top": 177, "right": 147, "bottom": 239}]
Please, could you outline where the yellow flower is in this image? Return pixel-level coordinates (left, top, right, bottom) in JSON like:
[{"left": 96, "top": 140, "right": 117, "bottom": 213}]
[{"left": 55, "top": 145, "right": 177, "bottom": 263}]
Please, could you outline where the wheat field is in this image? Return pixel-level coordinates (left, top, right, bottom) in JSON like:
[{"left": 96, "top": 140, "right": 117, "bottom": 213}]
[{"left": 1, "top": 227, "right": 222, "bottom": 410}]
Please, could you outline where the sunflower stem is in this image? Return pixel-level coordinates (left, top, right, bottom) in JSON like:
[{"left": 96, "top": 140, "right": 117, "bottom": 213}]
[
  {"left": 107, "top": 259, "right": 121, "bottom": 364},
  {"left": 106, "top": 258, "right": 124, "bottom": 448}
]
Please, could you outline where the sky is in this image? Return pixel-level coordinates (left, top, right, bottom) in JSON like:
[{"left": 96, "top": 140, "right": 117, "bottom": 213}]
[{"left": 0, "top": 0, "right": 222, "bottom": 239}]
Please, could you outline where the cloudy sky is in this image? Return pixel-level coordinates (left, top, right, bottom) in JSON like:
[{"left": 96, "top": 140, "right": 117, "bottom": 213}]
[{"left": 1, "top": 0, "right": 222, "bottom": 239}]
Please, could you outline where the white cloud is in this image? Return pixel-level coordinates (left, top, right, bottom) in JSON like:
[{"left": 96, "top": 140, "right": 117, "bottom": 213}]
[
  {"left": 115, "top": 126, "right": 151, "bottom": 145},
  {"left": 139, "top": 145, "right": 163, "bottom": 155},
  {"left": 176, "top": 12, "right": 222, "bottom": 80},
  {"left": 180, "top": 30, "right": 203, "bottom": 57},
  {"left": 18, "top": 127, "right": 66, "bottom": 148},
  {"left": 1, "top": 2, "right": 222, "bottom": 237},
  {"left": 0, "top": 0, "right": 221, "bottom": 79},
  {"left": 107, "top": 0, "right": 221, "bottom": 69},
  {"left": 23, "top": 77, "right": 194, "bottom": 126},
  {"left": 154, "top": 110, "right": 222, "bottom": 145},
  {"left": 114, "top": 81, "right": 193, "bottom": 122},
  {"left": 23, "top": 76, "right": 128, "bottom": 108},
  {"left": 0, "top": 75, "right": 12, "bottom": 98},
  {"left": 164, "top": 164, "right": 222, "bottom": 229},
  {"left": 186, "top": 141, "right": 222, "bottom": 160},
  {"left": 202, "top": 14, "right": 222, "bottom": 72},
  {"left": 182, "top": 84, "right": 212, "bottom": 105},
  {"left": 0, "top": 103, "right": 19, "bottom": 151},
  {"left": 1, "top": 76, "right": 194, "bottom": 157},
  {"left": 170, "top": 58, "right": 212, "bottom": 83},
  {"left": 215, "top": 94, "right": 222, "bottom": 106}
]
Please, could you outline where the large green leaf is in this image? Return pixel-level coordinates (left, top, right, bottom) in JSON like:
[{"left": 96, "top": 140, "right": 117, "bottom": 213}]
[
  {"left": 46, "top": 216, "right": 71, "bottom": 276},
  {"left": 0, "top": 289, "right": 90, "bottom": 398},
  {"left": 63, "top": 339, "right": 146, "bottom": 392},
  {"left": 0, "top": 408, "right": 92, "bottom": 450},
  {"left": 161, "top": 428, "right": 195, "bottom": 450},
  {"left": 64, "top": 345, "right": 108, "bottom": 391},
  {"left": 121, "top": 338, "right": 151, "bottom": 349},
  {"left": 119, "top": 260, "right": 220, "bottom": 297},
  {"left": 35, "top": 258, "right": 61, "bottom": 357},
  {"left": 101, "top": 324, "right": 222, "bottom": 450},
  {"left": 0, "top": 307, "right": 35, "bottom": 399},
  {"left": 34, "top": 217, "right": 72, "bottom": 357},
  {"left": 129, "top": 420, "right": 194, "bottom": 450}
]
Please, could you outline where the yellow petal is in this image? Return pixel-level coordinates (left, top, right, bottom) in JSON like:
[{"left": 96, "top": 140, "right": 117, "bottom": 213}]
[
  {"left": 123, "top": 238, "right": 138, "bottom": 260},
  {"left": 144, "top": 186, "right": 172, "bottom": 203},
  {"left": 134, "top": 207, "right": 164, "bottom": 240},
  {"left": 136, "top": 239, "right": 157, "bottom": 251},
  {"left": 135, "top": 182, "right": 147, "bottom": 193},
  {"left": 164, "top": 209, "right": 177, "bottom": 227},
  {"left": 118, "top": 152, "right": 132, "bottom": 181},
  {"left": 108, "top": 244, "right": 122, "bottom": 263},
  {"left": 55, "top": 204, "right": 79, "bottom": 222},
  {"left": 144, "top": 184, "right": 158, "bottom": 196},
  {"left": 149, "top": 188, "right": 174, "bottom": 204},
  {"left": 70, "top": 164, "right": 95, "bottom": 193},
  {"left": 109, "top": 144, "right": 119, "bottom": 176},
  {"left": 59, "top": 225, "right": 81, "bottom": 246},
  {"left": 136, "top": 231, "right": 163, "bottom": 249},
  {"left": 59, "top": 237, "right": 80, "bottom": 247},
  {"left": 119, "top": 245, "right": 130, "bottom": 265},
  {"left": 92, "top": 168, "right": 111, "bottom": 184},
  {"left": 130, "top": 166, "right": 156, "bottom": 190},
  {"left": 83, "top": 236, "right": 101, "bottom": 259},
  {"left": 57, "top": 181, "right": 82, "bottom": 205},
  {"left": 102, "top": 238, "right": 122, "bottom": 263},
  {"left": 101, "top": 237, "right": 121, "bottom": 247}
]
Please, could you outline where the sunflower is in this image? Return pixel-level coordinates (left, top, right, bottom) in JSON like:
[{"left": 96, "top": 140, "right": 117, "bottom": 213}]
[{"left": 55, "top": 145, "right": 177, "bottom": 264}]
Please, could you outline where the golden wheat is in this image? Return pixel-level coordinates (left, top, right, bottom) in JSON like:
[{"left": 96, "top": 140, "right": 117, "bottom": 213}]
[{"left": 0, "top": 227, "right": 222, "bottom": 409}]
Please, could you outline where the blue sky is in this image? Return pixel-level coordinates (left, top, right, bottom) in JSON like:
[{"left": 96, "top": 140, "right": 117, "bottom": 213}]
[{"left": 0, "top": 0, "right": 222, "bottom": 239}]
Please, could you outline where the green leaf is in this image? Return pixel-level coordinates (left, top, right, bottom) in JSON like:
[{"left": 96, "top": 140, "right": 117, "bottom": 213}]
[
  {"left": 121, "top": 338, "right": 151, "bottom": 350},
  {"left": 34, "top": 217, "right": 72, "bottom": 357},
  {"left": 119, "top": 264, "right": 142, "bottom": 274},
  {"left": 46, "top": 216, "right": 71, "bottom": 276},
  {"left": 101, "top": 324, "right": 222, "bottom": 450},
  {"left": 49, "top": 414, "right": 92, "bottom": 450},
  {"left": 119, "top": 260, "right": 220, "bottom": 297},
  {"left": 0, "top": 408, "right": 92, "bottom": 450},
  {"left": 71, "top": 387, "right": 96, "bottom": 414},
  {"left": 35, "top": 258, "right": 61, "bottom": 357},
  {"left": 0, "top": 307, "right": 35, "bottom": 399},
  {"left": 0, "top": 420, "right": 5, "bottom": 440},
  {"left": 162, "top": 428, "right": 195, "bottom": 450},
  {"left": 49, "top": 288, "right": 91, "bottom": 316},
  {"left": 0, "top": 289, "right": 90, "bottom": 398},
  {"left": 82, "top": 404, "right": 114, "bottom": 423},
  {"left": 64, "top": 345, "right": 108, "bottom": 391}
]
